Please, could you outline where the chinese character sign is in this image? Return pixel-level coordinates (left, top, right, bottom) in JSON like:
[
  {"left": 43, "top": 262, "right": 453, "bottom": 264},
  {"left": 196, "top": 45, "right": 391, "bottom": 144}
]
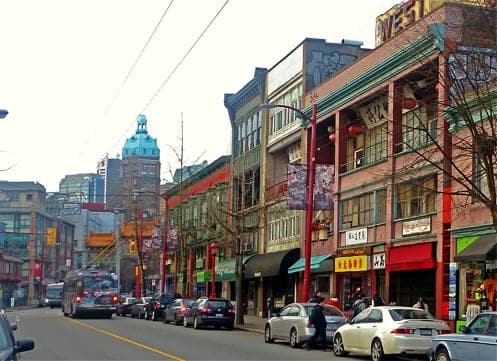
[
  {"left": 334, "top": 256, "right": 369, "bottom": 272},
  {"left": 287, "top": 164, "right": 307, "bottom": 210}
]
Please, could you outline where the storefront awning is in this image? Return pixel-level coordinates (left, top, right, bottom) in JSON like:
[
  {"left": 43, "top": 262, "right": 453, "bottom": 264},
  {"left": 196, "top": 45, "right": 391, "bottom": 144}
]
[
  {"left": 215, "top": 256, "right": 253, "bottom": 281},
  {"left": 244, "top": 248, "right": 300, "bottom": 279},
  {"left": 387, "top": 242, "right": 436, "bottom": 272},
  {"left": 288, "top": 254, "right": 333, "bottom": 274},
  {"left": 454, "top": 234, "right": 497, "bottom": 262}
]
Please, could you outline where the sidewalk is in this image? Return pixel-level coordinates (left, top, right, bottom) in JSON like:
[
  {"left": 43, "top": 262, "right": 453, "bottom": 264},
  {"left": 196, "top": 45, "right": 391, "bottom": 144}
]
[{"left": 235, "top": 314, "right": 267, "bottom": 333}]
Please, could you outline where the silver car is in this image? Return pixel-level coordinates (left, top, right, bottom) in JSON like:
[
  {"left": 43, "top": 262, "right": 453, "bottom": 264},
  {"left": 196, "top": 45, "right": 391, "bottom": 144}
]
[
  {"left": 264, "top": 302, "right": 346, "bottom": 348},
  {"left": 429, "top": 311, "right": 497, "bottom": 361}
]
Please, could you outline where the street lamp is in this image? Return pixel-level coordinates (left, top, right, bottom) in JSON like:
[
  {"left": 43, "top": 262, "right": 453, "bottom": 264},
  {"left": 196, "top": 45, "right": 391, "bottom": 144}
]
[
  {"left": 133, "top": 189, "right": 169, "bottom": 293},
  {"left": 258, "top": 102, "right": 317, "bottom": 303},
  {"left": 209, "top": 242, "right": 219, "bottom": 298}
]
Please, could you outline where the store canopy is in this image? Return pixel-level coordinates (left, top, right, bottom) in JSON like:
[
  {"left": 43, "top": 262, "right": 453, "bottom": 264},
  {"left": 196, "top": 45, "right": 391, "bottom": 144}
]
[
  {"left": 454, "top": 234, "right": 497, "bottom": 262},
  {"left": 215, "top": 256, "right": 253, "bottom": 281},
  {"left": 288, "top": 254, "right": 333, "bottom": 274},
  {"left": 244, "top": 248, "right": 300, "bottom": 279}
]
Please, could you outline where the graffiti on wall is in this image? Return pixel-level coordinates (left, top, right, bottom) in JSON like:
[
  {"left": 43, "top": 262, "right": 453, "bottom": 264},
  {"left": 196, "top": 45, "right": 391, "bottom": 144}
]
[{"left": 306, "top": 50, "right": 359, "bottom": 90}]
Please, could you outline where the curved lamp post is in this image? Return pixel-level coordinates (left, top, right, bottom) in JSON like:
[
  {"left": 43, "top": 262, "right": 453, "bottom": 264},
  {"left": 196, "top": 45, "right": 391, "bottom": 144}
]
[
  {"left": 258, "top": 102, "right": 317, "bottom": 303},
  {"left": 209, "top": 242, "right": 219, "bottom": 298},
  {"left": 0, "top": 109, "right": 8, "bottom": 119}
]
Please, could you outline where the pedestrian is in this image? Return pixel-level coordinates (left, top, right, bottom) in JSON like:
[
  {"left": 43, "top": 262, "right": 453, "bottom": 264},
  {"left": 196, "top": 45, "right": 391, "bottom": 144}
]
[
  {"left": 412, "top": 297, "right": 429, "bottom": 312},
  {"left": 327, "top": 293, "right": 342, "bottom": 310},
  {"left": 372, "top": 292, "right": 384, "bottom": 307},
  {"left": 350, "top": 293, "right": 366, "bottom": 318},
  {"left": 306, "top": 297, "right": 328, "bottom": 351},
  {"left": 309, "top": 290, "right": 323, "bottom": 303}
]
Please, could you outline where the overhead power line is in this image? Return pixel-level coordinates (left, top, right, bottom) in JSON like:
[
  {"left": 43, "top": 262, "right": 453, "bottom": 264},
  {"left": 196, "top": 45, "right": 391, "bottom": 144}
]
[
  {"left": 104, "top": 0, "right": 176, "bottom": 116},
  {"left": 141, "top": 0, "right": 231, "bottom": 112}
]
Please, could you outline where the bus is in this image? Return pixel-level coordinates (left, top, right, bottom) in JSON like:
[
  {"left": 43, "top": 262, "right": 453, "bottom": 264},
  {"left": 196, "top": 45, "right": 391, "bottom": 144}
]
[
  {"left": 41, "top": 282, "right": 64, "bottom": 308},
  {"left": 62, "top": 269, "right": 119, "bottom": 318}
]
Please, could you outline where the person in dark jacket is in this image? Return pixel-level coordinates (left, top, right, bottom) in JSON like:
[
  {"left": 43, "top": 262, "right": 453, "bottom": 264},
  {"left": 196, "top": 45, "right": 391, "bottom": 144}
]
[
  {"left": 306, "top": 297, "right": 328, "bottom": 350},
  {"left": 308, "top": 290, "right": 323, "bottom": 303}
]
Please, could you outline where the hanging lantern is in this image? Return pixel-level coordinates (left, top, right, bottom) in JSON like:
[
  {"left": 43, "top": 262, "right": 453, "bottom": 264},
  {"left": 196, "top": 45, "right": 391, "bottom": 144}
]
[
  {"left": 347, "top": 124, "right": 363, "bottom": 136},
  {"left": 328, "top": 133, "right": 336, "bottom": 143},
  {"left": 402, "top": 97, "right": 418, "bottom": 110}
]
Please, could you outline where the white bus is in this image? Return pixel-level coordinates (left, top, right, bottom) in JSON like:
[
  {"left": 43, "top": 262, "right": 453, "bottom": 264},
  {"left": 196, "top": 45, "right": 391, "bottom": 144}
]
[{"left": 41, "top": 282, "right": 64, "bottom": 308}]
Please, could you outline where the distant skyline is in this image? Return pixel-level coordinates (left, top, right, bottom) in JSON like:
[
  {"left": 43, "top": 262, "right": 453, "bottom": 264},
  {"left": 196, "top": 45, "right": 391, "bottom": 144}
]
[{"left": 0, "top": 0, "right": 399, "bottom": 192}]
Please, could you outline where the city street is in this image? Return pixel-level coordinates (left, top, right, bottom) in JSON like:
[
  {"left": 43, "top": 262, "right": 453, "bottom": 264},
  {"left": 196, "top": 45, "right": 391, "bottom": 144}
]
[{"left": 9, "top": 307, "right": 428, "bottom": 361}]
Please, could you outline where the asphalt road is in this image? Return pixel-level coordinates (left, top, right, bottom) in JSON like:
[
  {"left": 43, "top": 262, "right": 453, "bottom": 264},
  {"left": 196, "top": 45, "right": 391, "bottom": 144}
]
[{"left": 10, "top": 307, "right": 350, "bottom": 360}]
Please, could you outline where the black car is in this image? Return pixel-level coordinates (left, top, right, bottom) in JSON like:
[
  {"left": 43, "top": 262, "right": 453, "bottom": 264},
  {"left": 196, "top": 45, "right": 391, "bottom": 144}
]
[
  {"left": 144, "top": 293, "right": 175, "bottom": 321},
  {"left": 130, "top": 297, "right": 152, "bottom": 319},
  {"left": 183, "top": 297, "right": 235, "bottom": 330},
  {"left": 0, "top": 309, "right": 35, "bottom": 360},
  {"left": 163, "top": 298, "right": 194, "bottom": 325},
  {"left": 116, "top": 297, "right": 136, "bottom": 316}
]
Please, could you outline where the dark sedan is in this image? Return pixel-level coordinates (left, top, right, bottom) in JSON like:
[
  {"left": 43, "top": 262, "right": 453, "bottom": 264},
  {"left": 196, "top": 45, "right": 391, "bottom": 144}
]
[
  {"left": 163, "top": 298, "right": 194, "bottom": 325},
  {"left": 130, "top": 297, "right": 152, "bottom": 319},
  {"left": 0, "top": 309, "right": 35, "bottom": 361},
  {"left": 144, "top": 293, "right": 175, "bottom": 321},
  {"left": 183, "top": 297, "right": 235, "bottom": 330},
  {"left": 116, "top": 297, "right": 136, "bottom": 316}
]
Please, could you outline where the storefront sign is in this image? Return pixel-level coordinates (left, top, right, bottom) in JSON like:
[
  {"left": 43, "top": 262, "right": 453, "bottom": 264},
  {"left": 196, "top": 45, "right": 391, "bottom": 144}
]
[
  {"left": 345, "top": 228, "right": 368, "bottom": 245},
  {"left": 337, "top": 247, "right": 368, "bottom": 257},
  {"left": 358, "top": 96, "right": 388, "bottom": 129},
  {"left": 402, "top": 217, "right": 431, "bottom": 236},
  {"left": 373, "top": 253, "right": 386, "bottom": 269},
  {"left": 335, "top": 255, "right": 368, "bottom": 272}
]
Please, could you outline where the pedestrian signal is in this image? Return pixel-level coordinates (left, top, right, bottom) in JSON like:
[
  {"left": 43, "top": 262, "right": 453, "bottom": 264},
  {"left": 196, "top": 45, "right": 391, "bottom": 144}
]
[{"left": 129, "top": 240, "right": 137, "bottom": 253}]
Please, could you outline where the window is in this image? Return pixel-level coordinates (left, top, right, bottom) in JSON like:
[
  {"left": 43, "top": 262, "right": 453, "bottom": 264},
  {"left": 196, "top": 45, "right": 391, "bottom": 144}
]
[
  {"left": 474, "top": 154, "right": 490, "bottom": 199},
  {"left": 340, "top": 190, "right": 386, "bottom": 230},
  {"left": 234, "top": 112, "right": 262, "bottom": 157},
  {"left": 395, "top": 176, "right": 436, "bottom": 218},
  {"left": 365, "top": 123, "right": 387, "bottom": 164},
  {"left": 401, "top": 103, "right": 437, "bottom": 152}
]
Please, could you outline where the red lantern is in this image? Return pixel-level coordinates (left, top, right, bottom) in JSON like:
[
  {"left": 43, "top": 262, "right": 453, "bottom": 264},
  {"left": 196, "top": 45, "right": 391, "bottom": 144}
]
[
  {"left": 347, "top": 124, "right": 363, "bottom": 136},
  {"left": 402, "top": 97, "right": 417, "bottom": 110},
  {"left": 328, "top": 133, "right": 336, "bottom": 143}
]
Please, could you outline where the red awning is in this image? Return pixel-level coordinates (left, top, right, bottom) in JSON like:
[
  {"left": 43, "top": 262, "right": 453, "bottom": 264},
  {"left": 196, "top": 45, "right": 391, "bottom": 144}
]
[{"left": 387, "top": 242, "right": 435, "bottom": 272}]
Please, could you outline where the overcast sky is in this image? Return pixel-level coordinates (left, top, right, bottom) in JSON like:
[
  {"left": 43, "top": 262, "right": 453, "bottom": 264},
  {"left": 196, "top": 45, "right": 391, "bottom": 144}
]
[{"left": 0, "top": 0, "right": 399, "bottom": 192}]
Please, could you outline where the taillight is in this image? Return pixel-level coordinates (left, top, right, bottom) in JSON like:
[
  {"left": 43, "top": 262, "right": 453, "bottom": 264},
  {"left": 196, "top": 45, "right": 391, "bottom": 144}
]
[
  {"left": 180, "top": 306, "right": 187, "bottom": 312},
  {"left": 112, "top": 295, "right": 119, "bottom": 304},
  {"left": 227, "top": 306, "right": 234, "bottom": 314},
  {"left": 199, "top": 307, "right": 210, "bottom": 313},
  {"left": 83, "top": 291, "right": 89, "bottom": 296},
  {"left": 155, "top": 301, "right": 161, "bottom": 309},
  {"left": 391, "top": 328, "right": 414, "bottom": 335},
  {"left": 438, "top": 329, "right": 452, "bottom": 335},
  {"left": 75, "top": 296, "right": 82, "bottom": 303}
]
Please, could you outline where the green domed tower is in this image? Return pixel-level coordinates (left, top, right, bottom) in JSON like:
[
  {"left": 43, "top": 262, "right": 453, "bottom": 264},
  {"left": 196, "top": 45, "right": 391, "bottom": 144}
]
[{"left": 121, "top": 114, "right": 161, "bottom": 220}]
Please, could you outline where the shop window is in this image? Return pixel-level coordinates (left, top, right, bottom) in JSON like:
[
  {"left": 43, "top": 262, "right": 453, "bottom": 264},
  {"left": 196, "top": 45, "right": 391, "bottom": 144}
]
[
  {"left": 395, "top": 176, "right": 436, "bottom": 219},
  {"left": 340, "top": 189, "right": 386, "bottom": 230}
]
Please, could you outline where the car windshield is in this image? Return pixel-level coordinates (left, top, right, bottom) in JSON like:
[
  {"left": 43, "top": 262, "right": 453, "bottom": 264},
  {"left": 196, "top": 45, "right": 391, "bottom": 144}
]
[
  {"left": 389, "top": 308, "right": 434, "bottom": 321},
  {"left": 303, "top": 305, "right": 342, "bottom": 317},
  {"left": 82, "top": 275, "right": 118, "bottom": 293},
  {"left": 184, "top": 299, "right": 194, "bottom": 306},
  {"left": 143, "top": 297, "right": 152, "bottom": 303}
]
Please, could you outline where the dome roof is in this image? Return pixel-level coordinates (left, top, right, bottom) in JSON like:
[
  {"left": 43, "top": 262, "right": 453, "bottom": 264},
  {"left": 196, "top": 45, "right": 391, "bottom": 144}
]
[{"left": 122, "top": 114, "right": 160, "bottom": 159}]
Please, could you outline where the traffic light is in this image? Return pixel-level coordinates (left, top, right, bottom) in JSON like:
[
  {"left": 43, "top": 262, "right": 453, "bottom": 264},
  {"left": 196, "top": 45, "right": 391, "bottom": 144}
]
[{"left": 129, "top": 240, "right": 137, "bottom": 253}]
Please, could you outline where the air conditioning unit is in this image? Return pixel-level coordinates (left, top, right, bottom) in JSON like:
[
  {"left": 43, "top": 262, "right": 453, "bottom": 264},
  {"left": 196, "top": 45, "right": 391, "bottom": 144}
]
[
  {"left": 243, "top": 242, "right": 254, "bottom": 252},
  {"left": 354, "top": 148, "right": 365, "bottom": 168}
]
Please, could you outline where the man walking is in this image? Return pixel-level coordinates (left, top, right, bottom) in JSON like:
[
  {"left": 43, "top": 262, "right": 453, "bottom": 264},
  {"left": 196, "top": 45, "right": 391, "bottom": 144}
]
[{"left": 306, "top": 297, "right": 329, "bottom": 351}]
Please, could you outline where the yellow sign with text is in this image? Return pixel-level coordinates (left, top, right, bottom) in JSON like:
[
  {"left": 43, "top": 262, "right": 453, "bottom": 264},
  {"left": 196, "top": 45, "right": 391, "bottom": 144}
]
[
  {"left": 335, "top": 255, "right": 368, "bottom": 272},
  {"left": 47, "top": 227, "right": 57, "bottom": 246}
]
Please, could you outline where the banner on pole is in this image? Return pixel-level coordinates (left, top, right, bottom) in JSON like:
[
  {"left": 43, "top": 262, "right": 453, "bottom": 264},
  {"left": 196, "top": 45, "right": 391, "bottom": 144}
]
[
  {"left": 287, "top": 164, "right": 307, "bottom": 210},
  {"left": 314, "top": 164, "right": 334, "bottom": 210}
]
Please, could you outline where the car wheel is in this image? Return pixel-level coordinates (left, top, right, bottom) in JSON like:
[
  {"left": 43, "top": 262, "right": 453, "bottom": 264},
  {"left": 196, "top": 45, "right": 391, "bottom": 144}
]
[
  {"left": 183, "top": 317, "right": 189, "bottom": 327},
  {"left": 435, "top": 347, "right": 451, "bottom": 361},
  {"left": 174, "top": 315, "right": 180, "bottom": 326},
  {"left": 193, "top": 317, "right": 200, "bottom": 329},
  {"left": 264, "top": 325, "right": 274, "bottom": 343},
  {"left": 371, "top": 338, "right": 384, "bottom": 361},
  {"left": 333, "top": 333, "right": 348, "bottom": 356},
  {"left": 289, "top": 328, "right": 300, "bottom": 348}
]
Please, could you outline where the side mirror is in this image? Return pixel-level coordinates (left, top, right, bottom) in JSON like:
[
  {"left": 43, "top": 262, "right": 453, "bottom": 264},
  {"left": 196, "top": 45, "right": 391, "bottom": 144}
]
[
  {"left": 10, "top": 323, "right": 17, "bottom": 331},
  {"left": 16, "top": 338, "right": 35, "bottom": 353},
  {"left": 459, "top": 325, "right": 468, "bottom": 333}
]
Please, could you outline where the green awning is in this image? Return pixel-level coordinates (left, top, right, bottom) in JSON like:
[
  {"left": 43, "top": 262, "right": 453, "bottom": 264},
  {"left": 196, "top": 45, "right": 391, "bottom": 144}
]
[
  {"left": 454, "top": 234, "right": 497, "bottom": 262},
  {"left": 215, "top": 256, "right": 253, "bottom": 281},
  {"left": 288, "top": 254, "right": 333, "bottom": 274}
]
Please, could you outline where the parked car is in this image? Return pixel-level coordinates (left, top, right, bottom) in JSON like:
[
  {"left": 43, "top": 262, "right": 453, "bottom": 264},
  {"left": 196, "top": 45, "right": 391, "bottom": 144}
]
[
  {"left": 129, "top": 297, "right": 152, "bottom": 319},
  {"left": 264, "top": 302, "right": 346, "bottom": 348},
  {"left": 429, "top": 311, "right": 497, "bottom": 361},
  {"left": 144, "top": 293, "right": 175, "bottom": 321},
  {"left": 0, "top": 308, "right": 35, "bottom": 361},
  {"left": 116, "top": 297, "right": 136, "bottom": 316},
  {"left": 332, "top": 306, "right": 450, "bottom": 361},
  {"left": 183, "top": 297, "right": 235, "bottom": 329},
  {"left": 163, "top": 298, "right": 194, "bottom": 325}
]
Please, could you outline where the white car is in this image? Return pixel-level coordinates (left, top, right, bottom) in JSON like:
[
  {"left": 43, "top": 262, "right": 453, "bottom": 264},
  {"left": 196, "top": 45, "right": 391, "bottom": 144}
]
[{"left": 332, "top": 306, "right": 450, "bottom": 361}]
